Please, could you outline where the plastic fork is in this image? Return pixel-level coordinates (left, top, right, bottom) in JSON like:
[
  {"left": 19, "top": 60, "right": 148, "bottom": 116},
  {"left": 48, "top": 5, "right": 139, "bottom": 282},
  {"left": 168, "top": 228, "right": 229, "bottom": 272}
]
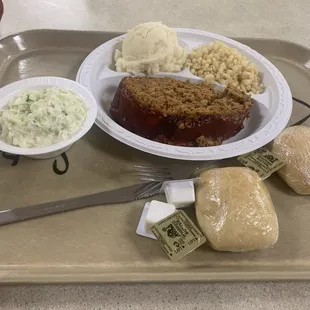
[{"left": 134, "top": 161, "right": 215, "bottom": 182}]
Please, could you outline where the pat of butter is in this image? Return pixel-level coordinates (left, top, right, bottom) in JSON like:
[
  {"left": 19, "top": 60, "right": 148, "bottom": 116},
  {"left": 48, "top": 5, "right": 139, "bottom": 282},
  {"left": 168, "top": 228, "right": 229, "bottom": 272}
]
[
  {"left": 164, "top": 181, "right": 195, "bottom": 208},
  {"left": 145, "top": 200, "right": 176, "bottom": 234}
]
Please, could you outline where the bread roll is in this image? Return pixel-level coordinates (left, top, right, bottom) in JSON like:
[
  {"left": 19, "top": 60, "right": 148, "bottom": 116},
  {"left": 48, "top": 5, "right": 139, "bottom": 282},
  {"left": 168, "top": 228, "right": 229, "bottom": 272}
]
[
  {"left": 272, "top": 126, "right": 310, "bottom": 195},
  {"left": 195, "top": 167, "right": 278, "bottom": 252}
]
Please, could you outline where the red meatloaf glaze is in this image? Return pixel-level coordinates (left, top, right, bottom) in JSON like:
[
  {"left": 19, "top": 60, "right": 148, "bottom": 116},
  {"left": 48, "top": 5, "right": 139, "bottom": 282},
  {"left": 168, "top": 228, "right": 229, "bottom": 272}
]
[{"left": 110, "top": 77, "right": 253, "bottom": 147}]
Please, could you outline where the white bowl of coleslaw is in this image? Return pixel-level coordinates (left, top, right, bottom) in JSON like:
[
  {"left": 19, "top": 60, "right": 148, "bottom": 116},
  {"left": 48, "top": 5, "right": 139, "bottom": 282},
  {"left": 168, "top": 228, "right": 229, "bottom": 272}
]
[{"left": 0, "top": 77, "right": 97, "bottom": 159}]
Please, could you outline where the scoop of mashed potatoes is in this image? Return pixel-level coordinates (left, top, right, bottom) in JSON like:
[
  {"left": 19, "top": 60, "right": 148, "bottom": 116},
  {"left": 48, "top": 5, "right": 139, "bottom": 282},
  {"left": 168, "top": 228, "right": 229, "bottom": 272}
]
[{"left": 114, "top": 22, "right": 188, "bottom": 74}]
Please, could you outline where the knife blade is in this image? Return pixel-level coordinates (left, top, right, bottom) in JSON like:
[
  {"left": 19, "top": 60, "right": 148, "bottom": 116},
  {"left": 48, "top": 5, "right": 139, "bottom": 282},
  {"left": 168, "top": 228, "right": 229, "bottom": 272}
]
[{"left": 0, "top": 181, "right": 161, "bottom": 226}]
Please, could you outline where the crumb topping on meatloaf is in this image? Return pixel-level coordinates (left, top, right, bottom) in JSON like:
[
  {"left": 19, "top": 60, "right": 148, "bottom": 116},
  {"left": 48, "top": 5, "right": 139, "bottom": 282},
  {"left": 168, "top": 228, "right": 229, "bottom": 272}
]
[{"left": 120, "top": 77, "right": 253, "bottom": 118}]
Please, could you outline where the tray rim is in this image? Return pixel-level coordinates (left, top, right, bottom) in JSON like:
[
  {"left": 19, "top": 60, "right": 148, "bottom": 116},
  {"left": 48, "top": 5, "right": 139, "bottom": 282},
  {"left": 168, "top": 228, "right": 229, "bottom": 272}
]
[
  {"left": 2, "top": 266, "right": 310, "bottom": 284},
  {"left": 2, "top": 28, "right": 310, "bottom": 52},
  {"left": 1, "top": 29, "right": 310, "bottom": 284}
]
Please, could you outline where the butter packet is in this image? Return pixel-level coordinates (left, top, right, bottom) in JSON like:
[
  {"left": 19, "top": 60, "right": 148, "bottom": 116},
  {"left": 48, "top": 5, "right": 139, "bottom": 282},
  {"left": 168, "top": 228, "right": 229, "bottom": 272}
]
[
  {"left": 151, "top": 210, "right": 206, "bottom": 261},
  {"left": 237, "top": 147, "right": 285, "bottom": 180}
]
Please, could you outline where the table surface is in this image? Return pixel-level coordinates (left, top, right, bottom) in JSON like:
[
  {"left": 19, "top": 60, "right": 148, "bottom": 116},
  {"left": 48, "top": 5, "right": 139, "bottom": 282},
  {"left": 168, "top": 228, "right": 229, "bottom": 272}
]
[{"left": 1, "top": 0, "right": 310, "bottom": 309}]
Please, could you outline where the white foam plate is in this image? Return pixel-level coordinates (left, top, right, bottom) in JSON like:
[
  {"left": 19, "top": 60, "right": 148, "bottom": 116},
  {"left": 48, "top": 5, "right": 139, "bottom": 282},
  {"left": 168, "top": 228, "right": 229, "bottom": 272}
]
[{"left": 76, "top": 28, "right": 292, "bottom": 161}]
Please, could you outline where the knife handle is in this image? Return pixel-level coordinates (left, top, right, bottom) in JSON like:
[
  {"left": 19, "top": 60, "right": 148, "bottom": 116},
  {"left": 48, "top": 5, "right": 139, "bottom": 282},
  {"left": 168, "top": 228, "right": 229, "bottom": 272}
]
[{"left": 0, "top": 192, "right": 106, "bottom": 226}]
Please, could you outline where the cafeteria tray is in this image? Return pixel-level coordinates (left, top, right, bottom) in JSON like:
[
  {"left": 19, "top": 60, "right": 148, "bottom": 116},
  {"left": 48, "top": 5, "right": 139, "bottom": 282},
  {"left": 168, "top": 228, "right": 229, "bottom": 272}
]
[{"left": 0, "top": 30, "right": 309, "bottom": 283}]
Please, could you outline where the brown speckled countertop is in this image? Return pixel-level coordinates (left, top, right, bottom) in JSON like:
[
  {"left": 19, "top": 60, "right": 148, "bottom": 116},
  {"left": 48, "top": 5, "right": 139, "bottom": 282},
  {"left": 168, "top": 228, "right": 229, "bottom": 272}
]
[
  {"left": 1, "top": 0, "right": 310, "bottom": 309},
  {"left": 2, "top": 283, "right": 310, "bottom": 309}
]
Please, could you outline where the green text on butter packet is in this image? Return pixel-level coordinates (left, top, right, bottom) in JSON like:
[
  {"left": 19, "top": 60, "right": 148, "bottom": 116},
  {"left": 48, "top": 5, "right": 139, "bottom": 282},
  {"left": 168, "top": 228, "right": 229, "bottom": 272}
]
[
  {"left": 151, "top": 210, "right": 206, "bottom": 262},
  {"left": 237, "top": 147, "right": 285, "bottom": 180}
]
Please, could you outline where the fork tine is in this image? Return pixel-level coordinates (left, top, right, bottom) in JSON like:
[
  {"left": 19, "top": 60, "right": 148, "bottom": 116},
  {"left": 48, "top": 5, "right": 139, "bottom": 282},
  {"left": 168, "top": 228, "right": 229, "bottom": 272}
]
[
  {"left": 140, "top": 177, "right": 162, "bottom": 182},
  {"left": 136, "top": 172, "right": 171, "bottom": 178},
  {"left": 140, "top": 176, "right": 173, "bottom": 182},
  {"left": 134, "top": 165, "right": 169, "bottom": 171},
  {"left": 135, "top": 169, "right": 171, "bottom": 175}
]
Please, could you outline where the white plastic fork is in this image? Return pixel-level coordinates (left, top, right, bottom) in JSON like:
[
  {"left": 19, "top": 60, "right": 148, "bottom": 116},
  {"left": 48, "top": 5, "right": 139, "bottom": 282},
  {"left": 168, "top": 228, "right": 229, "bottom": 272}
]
[{"left": 134, "top": 161, "right": 215, "bottom": 182}]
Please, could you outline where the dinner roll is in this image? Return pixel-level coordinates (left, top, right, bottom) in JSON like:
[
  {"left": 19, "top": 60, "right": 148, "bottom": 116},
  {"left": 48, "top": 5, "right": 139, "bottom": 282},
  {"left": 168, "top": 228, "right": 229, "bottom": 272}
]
[
  {"left": 195, "top": 167, "right": 278, "bottom": 252},
  {"left": 272, "top": 126, "right": 310, "bottom": 195}
]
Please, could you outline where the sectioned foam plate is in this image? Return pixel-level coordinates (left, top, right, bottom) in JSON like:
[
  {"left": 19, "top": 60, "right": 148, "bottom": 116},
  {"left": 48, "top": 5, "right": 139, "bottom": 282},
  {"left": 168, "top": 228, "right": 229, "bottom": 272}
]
[{"left": 76, "top": 28, "right": 292, "bottom": 161}]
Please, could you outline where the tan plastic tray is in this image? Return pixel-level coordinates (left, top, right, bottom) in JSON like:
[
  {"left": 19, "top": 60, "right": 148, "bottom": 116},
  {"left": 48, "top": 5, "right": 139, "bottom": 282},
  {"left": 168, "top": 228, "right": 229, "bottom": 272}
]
[{"left": 0, "top": 30, "right": 309, "bottom": 283}]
